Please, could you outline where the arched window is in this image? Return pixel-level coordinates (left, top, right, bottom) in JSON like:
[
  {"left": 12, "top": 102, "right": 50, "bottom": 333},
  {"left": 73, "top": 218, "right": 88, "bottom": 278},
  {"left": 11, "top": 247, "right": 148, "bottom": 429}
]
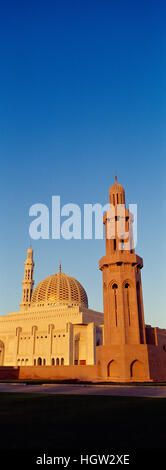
[
  {"left": 125, "top": 282, "right": 131, "bottom": 325},
  {"left": 43, "top": 359, "right": 46, "bottom": 365},
  {"left": 56, "top": 358, "right": 59, "bottom": 366},
  {"left": 61, "top": 358, "right": 64, "bottom": 365},
  {"left": 34, "top": 359, "right": 36, "bottom": 366},
  {"left": 51, "top": 358, "right": 55, "bottom": 366},
  {"left": 136, "top": 281, "right": 144, "bottom": 344},
  {"left": 121, "top": 239, "right": 124, "bottom": 251},
  {"left": 137, "top": 281, "right": 141, "bottom": 314},
  {"left": 37, "top": 357, "right": 42, "bottom": 366},
  {"left": 112, "top": 283, "right": 118, "bottom": 326}
]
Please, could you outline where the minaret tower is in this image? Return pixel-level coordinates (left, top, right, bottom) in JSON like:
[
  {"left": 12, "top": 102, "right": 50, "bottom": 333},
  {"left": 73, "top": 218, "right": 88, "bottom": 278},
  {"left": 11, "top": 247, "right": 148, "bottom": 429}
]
[
  {"left": 20, "top": 247, "right": 35, "bottom": 310},
  {"left": 99, "top": 176, "right": 146, "bottom": 347}
]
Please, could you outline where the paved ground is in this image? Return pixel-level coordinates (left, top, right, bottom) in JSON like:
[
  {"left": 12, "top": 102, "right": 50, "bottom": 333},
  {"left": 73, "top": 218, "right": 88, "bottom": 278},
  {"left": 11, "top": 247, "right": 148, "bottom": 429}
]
[{"left": 0, "top": 382, "right": 166, "bottom": 397}]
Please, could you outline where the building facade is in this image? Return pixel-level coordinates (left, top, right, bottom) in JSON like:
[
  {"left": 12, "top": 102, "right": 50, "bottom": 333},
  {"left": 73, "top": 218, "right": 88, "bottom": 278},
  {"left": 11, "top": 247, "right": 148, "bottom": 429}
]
[
  {"left": 0, "top": 251, "right": 103, "bottom": 368},
  {"left": 0, "top": 177, "right": 166, "bottom": 382}
]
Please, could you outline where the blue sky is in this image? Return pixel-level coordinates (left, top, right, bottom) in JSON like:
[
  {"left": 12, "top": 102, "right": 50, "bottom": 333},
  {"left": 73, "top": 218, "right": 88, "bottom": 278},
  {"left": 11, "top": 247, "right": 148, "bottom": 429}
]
[{"left": 0, "top": 0, "right": 165, "bottom": 327}]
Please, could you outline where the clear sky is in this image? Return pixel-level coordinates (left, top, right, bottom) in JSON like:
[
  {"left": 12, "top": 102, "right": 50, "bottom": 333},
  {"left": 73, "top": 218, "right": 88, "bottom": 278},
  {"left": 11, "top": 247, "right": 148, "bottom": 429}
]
[{"left": 0, "top": 0, "right": 165, "bottom": 327}]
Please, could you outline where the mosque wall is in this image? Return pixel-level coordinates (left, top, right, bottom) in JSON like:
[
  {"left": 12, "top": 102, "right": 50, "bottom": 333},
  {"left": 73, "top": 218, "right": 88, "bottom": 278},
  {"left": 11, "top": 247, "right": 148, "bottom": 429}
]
[
  {"left": 18, "top": 365, "right": 98, "bottom": 381},
  {"left": 0, "top": 308, "right": 102, "bottom": 366},
  {"left": 147, "top": 345, "right": 166, "bottom": 381}
]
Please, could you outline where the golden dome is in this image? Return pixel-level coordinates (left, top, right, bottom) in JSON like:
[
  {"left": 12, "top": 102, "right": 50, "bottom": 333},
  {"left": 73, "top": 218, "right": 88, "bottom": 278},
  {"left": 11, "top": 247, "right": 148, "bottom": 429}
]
[{"left": 31, "top": 269, "right": 88, "bottom": 308}]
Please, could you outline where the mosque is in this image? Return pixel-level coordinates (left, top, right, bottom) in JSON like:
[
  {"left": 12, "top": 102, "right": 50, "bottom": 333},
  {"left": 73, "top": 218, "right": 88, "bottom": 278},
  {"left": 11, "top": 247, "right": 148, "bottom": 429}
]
[{"left": 0, "top": 177, "right": 166, "bottom": 382}]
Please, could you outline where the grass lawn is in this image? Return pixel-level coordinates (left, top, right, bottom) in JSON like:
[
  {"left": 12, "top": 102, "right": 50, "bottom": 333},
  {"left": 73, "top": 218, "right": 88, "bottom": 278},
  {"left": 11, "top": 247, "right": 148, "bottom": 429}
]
[{"left": 0, "top": 393, "right": 166, "bottom": 451}]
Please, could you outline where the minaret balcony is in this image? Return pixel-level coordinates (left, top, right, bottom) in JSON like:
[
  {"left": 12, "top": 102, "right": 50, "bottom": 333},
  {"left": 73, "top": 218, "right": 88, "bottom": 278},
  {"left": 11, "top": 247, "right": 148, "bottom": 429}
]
[{"left": 99, "top": 253, "right": 143, "bottom": 271}]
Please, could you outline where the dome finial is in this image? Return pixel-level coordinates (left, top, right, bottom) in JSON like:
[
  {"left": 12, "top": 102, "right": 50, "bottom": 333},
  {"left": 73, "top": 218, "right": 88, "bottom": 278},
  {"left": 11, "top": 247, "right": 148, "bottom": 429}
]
[
  {"left": 59, "top": 261, "right": 62, "bottom": 273},
  {"left": 115, "top": 172, "right": 117, "bottom": 184}
]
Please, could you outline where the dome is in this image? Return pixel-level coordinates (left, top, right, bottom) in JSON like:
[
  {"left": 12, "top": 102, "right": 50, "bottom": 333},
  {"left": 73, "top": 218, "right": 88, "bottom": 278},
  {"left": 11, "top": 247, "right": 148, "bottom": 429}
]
[
  {"left": 31, "top": 269, "right": 88, "bottom": 308},
  {"left": 109, "top": 176, "right": 125, "bottom": 194},
  {"left": 109, "top": 182, "right": 125, "bottom": 193},
  {"left": 109, "top": 176, "right": 125, "bottom": 205}
]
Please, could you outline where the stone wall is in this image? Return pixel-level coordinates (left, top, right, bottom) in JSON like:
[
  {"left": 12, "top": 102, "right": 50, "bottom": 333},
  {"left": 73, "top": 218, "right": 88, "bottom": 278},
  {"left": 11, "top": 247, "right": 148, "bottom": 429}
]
[{"left": 18, "top": 365, "right": 97, "bottom": 381}]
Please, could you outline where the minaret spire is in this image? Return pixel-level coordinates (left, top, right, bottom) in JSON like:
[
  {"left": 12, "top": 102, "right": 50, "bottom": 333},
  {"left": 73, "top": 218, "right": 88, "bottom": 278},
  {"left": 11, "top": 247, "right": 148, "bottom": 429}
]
[{"left": 20, "top": 247, "right": 35, "bottom": 310}]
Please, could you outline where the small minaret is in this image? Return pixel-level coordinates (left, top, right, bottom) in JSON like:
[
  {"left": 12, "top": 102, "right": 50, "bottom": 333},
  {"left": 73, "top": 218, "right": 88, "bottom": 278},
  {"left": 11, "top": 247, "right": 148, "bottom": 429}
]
[{"left": 20, "top": 247, "right": 35, "bottom": 310}]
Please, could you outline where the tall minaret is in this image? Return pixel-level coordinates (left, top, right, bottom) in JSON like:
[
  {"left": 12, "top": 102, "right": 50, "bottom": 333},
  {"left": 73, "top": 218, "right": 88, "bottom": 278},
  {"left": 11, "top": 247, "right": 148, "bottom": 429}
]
[
  {"left": 99, "top": 176, "right": 146, "bottom": 347},
  {"left": 20, "top": 247, "right": 35, "bottom": 310}
]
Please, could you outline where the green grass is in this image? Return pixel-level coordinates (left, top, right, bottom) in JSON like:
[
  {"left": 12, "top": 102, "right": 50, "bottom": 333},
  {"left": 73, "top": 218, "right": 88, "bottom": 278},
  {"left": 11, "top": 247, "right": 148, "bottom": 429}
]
[{"left": 0, "top": 393, "right": 166, "bottom": 450}]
